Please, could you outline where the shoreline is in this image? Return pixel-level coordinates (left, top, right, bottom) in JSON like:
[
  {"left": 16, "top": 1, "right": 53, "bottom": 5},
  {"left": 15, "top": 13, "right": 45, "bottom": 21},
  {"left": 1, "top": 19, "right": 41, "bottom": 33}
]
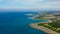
[{"left": 29, "top": 23, "right": 59, "bottom": 34}]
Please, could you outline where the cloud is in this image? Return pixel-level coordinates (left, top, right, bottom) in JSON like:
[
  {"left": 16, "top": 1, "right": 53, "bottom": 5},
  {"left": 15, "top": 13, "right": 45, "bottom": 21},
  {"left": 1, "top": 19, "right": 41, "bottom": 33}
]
[{"left": 0, "top": 0, "right": 60, "bottom": 10}]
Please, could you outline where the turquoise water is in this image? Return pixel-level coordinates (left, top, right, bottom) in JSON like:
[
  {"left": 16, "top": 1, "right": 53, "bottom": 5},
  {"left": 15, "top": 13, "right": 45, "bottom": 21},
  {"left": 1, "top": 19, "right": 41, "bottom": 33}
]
[{"left": 0, "top": 12, "right": 47, "bottom": 34}]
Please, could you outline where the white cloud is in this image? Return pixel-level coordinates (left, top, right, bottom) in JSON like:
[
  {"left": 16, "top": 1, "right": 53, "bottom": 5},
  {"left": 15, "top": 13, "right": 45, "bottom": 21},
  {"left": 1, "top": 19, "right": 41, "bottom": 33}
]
[{"left": 0, "top": 0, "right": 60, "bottom": 10}]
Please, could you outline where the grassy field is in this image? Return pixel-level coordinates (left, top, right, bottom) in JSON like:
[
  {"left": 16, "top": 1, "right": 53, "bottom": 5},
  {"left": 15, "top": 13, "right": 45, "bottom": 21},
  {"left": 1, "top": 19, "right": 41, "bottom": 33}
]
[{"left": 38, "top": 23, "right": 60, "bottom": 33}]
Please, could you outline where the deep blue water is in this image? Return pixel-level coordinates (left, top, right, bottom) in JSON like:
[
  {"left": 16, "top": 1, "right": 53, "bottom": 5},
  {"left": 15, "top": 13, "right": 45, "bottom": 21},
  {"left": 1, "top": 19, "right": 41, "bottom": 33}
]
[{"left": 0, "top": 12, "right": 47, "bottom": 34}]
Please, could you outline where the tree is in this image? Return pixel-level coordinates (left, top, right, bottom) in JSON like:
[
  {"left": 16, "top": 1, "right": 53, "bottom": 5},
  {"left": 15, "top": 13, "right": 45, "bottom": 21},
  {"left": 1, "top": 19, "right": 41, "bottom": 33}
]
[
  {"left": 48, "top": 18, "right": 60, "bottom": 31},
  {"left": 37, "top": 12, "right": 60, "bottom": 31}
]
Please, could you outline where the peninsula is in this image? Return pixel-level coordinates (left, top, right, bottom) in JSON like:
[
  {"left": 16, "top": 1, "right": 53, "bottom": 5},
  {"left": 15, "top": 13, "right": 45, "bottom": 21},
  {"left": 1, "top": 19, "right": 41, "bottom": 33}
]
[{"left": 30, "top": 12, "right": 60, "bottom": 34}]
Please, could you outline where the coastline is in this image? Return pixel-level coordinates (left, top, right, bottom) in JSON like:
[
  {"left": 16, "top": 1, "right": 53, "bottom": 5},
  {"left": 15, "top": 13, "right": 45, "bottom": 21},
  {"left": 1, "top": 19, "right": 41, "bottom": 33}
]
[
  {"left": 29, "top": 12, "right": 60, "bottom": 34},
  {"left": 29, "top": 23, "right": 59, "bottom": 34}
]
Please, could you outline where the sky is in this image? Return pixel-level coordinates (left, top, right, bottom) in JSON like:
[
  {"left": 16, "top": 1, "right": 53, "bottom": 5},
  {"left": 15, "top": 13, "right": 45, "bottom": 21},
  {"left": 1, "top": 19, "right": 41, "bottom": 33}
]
[{"left": 0, "top": 0, "right": 60, "bottom": 10}]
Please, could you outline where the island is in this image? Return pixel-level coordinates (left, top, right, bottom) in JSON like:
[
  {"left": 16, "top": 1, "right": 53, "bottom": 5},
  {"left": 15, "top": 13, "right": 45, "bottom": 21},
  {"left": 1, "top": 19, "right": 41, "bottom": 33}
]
[{"left": 29, "top": 12, "right": 60, "bottom": 34}]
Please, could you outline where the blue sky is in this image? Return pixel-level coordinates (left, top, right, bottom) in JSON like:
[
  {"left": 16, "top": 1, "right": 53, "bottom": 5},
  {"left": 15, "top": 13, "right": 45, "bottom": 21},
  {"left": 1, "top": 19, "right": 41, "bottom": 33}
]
[{"left": 0, "top": 0, "right": 60, "bottom": 10}]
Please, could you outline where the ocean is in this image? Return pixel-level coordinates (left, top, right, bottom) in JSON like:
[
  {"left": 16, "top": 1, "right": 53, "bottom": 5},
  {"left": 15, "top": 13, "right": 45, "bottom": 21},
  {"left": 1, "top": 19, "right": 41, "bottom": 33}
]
[{"left": 0, "top": 12, "right": 47, "bottom": 34}]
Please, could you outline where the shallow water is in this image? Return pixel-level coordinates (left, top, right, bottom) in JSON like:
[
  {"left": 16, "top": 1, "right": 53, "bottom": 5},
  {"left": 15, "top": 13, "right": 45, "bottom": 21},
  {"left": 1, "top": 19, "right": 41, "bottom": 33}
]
[{"left": 0, "top": 12, "right": 46, "bottom": 34}]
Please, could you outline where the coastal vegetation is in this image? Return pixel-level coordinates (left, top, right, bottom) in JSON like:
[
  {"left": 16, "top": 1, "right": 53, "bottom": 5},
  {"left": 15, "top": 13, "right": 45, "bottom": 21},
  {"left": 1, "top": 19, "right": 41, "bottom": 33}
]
[
  {"left": 36, "top": 12, "right": 60, "bottom": 33},
  {"left": 38, "top": 20, "right": 60, "bottom": 33}
]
